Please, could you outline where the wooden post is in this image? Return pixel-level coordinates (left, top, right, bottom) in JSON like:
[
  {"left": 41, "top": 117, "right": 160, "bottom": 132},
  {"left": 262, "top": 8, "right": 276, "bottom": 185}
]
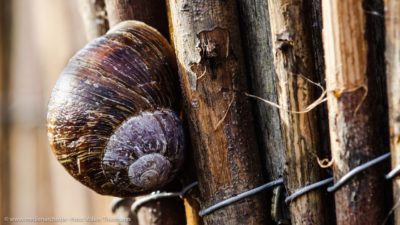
[
  {"left": 384, "top": 0, "right": 400, "bottom": 223},
  {"left": 235, "top": 0, "right": 284, "bottom": 181},
  {"left": 104, "top": 0, "right": 169, "bottom": 40},
  {"left": 266, "top": 0, "right": 328, "bottom": 224},
  {"left": 322, "top": 0, "right": 389, "bottom": 224},
  {"left": 0, "top": 0, "right": 11, "bottom": 222},
  {"left": 136, "top": 198, "right": 186, "bottom": 225},
  {"left": 78, "top": 0, "right": 109, "bottom": 41},
  {"left": 167, "top": 1, "right": 267, "bottom": 224},
  {"left": 234, "top": 1, "right": 285, "bottom": 223}
]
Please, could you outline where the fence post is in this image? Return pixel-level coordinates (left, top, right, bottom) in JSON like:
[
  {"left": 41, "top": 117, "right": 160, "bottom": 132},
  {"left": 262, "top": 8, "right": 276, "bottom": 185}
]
[{"left": 322, "top": 0, "right": 390, "bottom": 224}]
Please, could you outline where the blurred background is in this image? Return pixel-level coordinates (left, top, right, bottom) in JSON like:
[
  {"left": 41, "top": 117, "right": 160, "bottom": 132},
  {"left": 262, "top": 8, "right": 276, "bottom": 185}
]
[{"left": 0, "top": 0, "right": 117, "bottom": 224}]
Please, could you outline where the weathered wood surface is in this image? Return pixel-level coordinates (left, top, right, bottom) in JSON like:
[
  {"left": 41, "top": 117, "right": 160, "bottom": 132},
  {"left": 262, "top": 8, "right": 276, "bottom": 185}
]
[
  {"left": 266, "top": 0, "right": 328, "bottom": 224},
  {"left": 384, "top": 0, "right": 400, "bottom": 223},
  {"left": 78, "top": 0, "right": 109, "bottom": 41},
  {"left": 167, "top": 0, "right": 267, "bottom": 224},
  {"left": 104, "top": 0, "right": 169, "bottom": 40},
  {"left": 235, "top": 0, "right": 284, "bottom": 181},
  {"left": 322, "top": 0, "right": 389, "bottom": 224},
  {"left": 304, "top": 0, "right": 331, "bottom": 157}
]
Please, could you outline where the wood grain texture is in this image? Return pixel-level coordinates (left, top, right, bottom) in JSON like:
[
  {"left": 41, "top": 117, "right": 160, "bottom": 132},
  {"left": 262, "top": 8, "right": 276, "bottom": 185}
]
[
  {"left": 78, "top": 0, "right": 109, "bottom": 41},
  {"left": 167, "top": 1, "right": 267, "bottom": 224},
  {"left": 266, "top": 0, "right": 328, "bottom": 224},
  {"left": 384, "top": 0, "right": 400, "bottom": 223},
  {"left": 322, "top": 0, "right": 389, "bottom": 224},
  {"left": 104, "top": 0, "right": 169, "bottom": 40},
  {"left": 236, "top": 0, "right": 284, "bottom": 181},
  {"left": 303, "top": 0, "right": 331, "bottom": 159}
]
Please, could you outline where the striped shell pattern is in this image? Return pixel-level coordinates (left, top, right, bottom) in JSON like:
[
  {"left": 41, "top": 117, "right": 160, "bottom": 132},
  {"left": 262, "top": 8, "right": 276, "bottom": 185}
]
[{"left": 47, "top": 21, "right": 185, "bottom": 197}]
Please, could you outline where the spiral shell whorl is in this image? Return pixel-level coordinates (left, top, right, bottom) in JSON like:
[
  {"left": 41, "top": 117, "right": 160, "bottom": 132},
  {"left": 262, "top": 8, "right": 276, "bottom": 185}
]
[
  {"left": 47, "top": 21, "right": 184, "bottom": 196},
  {"left": 102, "top": 109, "right": 184, "bottom": 192},
  {"left": 128, "top": 154, "right": 171, "bottom": 189}
]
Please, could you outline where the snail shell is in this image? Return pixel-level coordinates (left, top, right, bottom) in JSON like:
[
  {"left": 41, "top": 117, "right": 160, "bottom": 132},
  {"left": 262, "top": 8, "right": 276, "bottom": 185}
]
[{"left": 47, "top": 21, "right": 185, "bottom": 197}]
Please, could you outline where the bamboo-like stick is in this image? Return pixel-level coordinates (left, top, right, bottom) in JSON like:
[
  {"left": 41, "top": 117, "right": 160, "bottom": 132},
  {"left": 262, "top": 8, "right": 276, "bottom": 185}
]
[
  {"left": 384, "top": 0, "right": 400, "bottom": 223},
  {"left": 78, "top": 0, "right": 109, "bottom": 41},
  {"left": 235, "top": 0, "right": 284, "bottom": 181},
  {"left": 322, "top": 0, "right": 389, "bottom": 224},
  {"left": 104, "top": 0, "right": 169, "bottom": 40},
  {"left": 266, "top": 0, "right": 328, "bottom": 224},
  {"left": 167, "top": 1, "right": 268, "bottom": 224}
]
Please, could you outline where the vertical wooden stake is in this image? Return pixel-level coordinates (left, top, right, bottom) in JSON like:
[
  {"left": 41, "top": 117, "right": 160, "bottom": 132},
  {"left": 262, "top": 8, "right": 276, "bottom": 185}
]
[
  {"left": 235, "top": 0, "right": 285, "bottom": 182},
  {"left": 104, "top": 0, "right": 169, "bottom": 40},
  {"left": 78, "top": 0, "right": 109, "bottom": 41},
  {"left": 167, "top": 1, "right": 267, "bottom": 224},
  {"left": 235, "top": 1, "right": 285, "bottom": 223},
  {"left": 384, "top": 0, "right": 400, "bottom": 223},
  {"left": 322, "top": 0, "right": 389, "bottom": 224},
  {"left": 266, "top": 0, "right": 328, "bottom": 224}
]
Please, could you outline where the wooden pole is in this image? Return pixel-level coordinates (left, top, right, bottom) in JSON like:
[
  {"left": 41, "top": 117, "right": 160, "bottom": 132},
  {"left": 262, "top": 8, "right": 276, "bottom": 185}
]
[
  {"left": 104, "top": 0, "right": 169, "bottom": 40},
  {"left": 322, "top": 0, "right": 389, "bottom": 224},
  {"left": 78, "top": 0, "right": 109, "bottom": 41},
  {"left": 235, "top": 0, "right": 284, "bottom": 181},
  {"left": 167, "top": 1, "right": 267, "bottom": 224},
  {"left": 384, "top": 0, "right": 400, "bottom": 223},
  {"left": 234, "top": 1, "right": 286, "bottom": 223},
  {"left": 136, "top": 198, "right": 186, "bottom": 225},
  {"left": 0, "top": 0, "right": 11, "bottom": 222},
  {"left": 266, "top": 0, "right": 328, "bottom": 224}
]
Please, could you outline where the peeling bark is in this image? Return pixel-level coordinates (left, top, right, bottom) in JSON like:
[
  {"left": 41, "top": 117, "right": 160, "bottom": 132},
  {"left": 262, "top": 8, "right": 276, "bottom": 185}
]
[
  {"left": 384, "top": 0, "right": 400, "bottom": 223},
  {"left": 167, "top": 1, "right": 267, "bottom": 224},
  {"left": 322, "top": 0, "right": 389, "bottom": 224},
  {"left": 266, "top": 0, "right": 329, "bottom": 224}
]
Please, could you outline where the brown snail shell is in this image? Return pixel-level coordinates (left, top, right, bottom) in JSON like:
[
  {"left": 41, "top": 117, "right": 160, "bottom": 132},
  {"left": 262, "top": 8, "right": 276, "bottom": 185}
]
[{"left": 47, "top": 21, "right": 185, "bottom": 197}]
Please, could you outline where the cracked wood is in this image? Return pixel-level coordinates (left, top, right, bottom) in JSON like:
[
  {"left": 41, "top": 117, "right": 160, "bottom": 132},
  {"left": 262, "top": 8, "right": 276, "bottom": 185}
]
[
  {"left": 322, "top": 0, "right": 390, "bottom": 224},
  {"left": 267, "top": 0, "right": 329, "bottom": 224},
  {"left": 167, "top": 1, "right": 267, "bottom": 224}
]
